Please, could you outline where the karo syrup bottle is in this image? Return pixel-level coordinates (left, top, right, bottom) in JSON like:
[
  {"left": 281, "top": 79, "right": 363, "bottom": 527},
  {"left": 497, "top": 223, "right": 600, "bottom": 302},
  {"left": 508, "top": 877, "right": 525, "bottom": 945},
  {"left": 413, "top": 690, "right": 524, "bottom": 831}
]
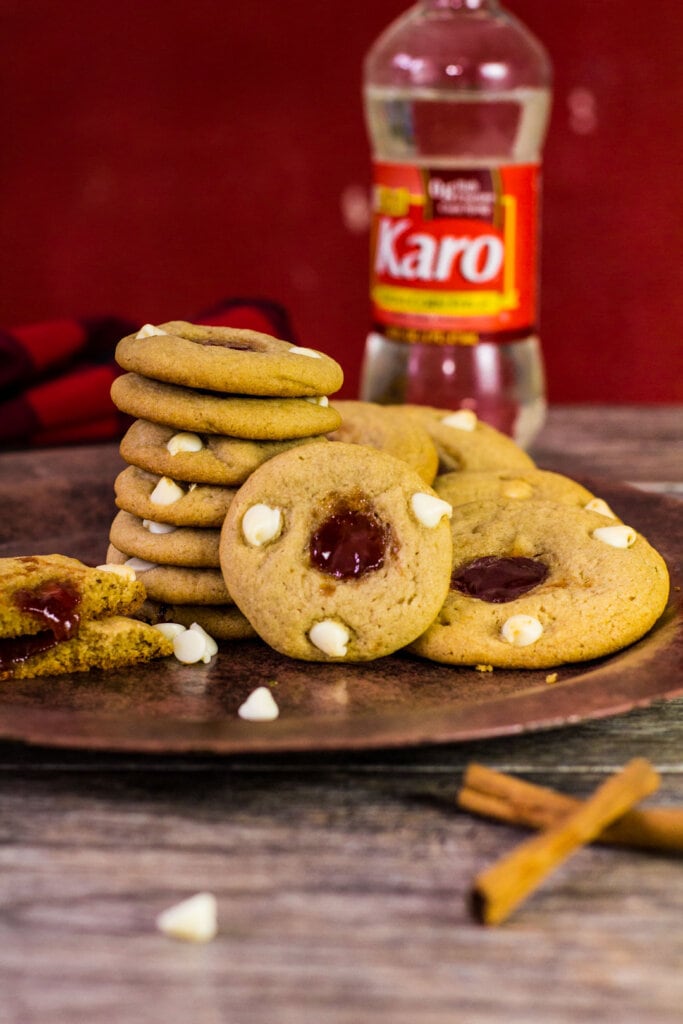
[{"left": 360, "top": 0, "right": 552, "bottom": 447}]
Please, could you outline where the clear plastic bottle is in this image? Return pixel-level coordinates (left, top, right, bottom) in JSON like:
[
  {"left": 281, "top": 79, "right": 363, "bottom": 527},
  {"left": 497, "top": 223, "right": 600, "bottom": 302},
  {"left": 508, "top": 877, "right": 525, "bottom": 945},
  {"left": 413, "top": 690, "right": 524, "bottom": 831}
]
[{"left": 360, "top": 0, "right": 552, "bottom": 447}]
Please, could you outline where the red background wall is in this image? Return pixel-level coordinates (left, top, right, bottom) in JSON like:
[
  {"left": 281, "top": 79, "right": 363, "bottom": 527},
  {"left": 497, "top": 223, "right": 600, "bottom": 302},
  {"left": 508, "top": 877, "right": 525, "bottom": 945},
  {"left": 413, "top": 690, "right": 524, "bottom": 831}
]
[{"left": 0, "top": 0, "right": 681, "bottom": 403}]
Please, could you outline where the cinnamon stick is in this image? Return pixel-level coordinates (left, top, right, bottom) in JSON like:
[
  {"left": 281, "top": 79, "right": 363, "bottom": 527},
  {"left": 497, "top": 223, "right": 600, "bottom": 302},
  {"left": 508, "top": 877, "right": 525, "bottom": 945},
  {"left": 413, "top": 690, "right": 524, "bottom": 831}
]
[
  {"left": 458, "top": 762, "right": 683, "bottom": 853},
  {"left": 470, "top": 757, "right": 660, "bottom": 925}
]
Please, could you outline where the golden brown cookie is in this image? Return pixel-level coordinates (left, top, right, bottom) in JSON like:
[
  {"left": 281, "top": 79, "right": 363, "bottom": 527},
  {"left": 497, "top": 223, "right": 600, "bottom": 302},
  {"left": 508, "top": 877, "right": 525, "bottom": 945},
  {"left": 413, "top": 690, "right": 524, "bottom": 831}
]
[
  {"left": 114, "top": 466, "right": 235, "bottom": 528},
  {"left": 139, "top": 600, "right": 256, "bottom": 641},
  {"left": 0, "top": 554, "right": 145, "bottom": 639},
  {"left": 411, "top": 499, "right": 670, "bottom": 669},
  {"left": 434, "top": 468, "right": 618, "bottom": 516},
  {"left": 116, "top": 320, "right": 343, "bottom": 397},
  {"left": 109, "top": 511, "right": 221, "bottom": 568},
  {"left": 111, "top": 373, "right": 343, "bottom": 439},
  {"left": 328, "top": 400, "right": 439, "bottom": 484},
  {"left": 4, "top": 616, "right": 173, "bottom": 680},
  {"left": 106, "top": 545, "right": 232, "bottom": 605},
  {"left": 119, "top": 419, "right": 329, "bottom": 485},
  {"left": 219, "top": 442, "right": 453, "bottom": 661},
  {"left": 393, "top": 405, "right": 535, "bottom": 473}
]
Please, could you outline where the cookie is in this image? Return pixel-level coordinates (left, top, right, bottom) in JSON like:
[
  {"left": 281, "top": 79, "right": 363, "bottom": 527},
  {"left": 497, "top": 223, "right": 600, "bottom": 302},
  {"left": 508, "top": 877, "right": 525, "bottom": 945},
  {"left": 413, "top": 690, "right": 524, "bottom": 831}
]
[
  {"left": 328, "top": 400, "right": 439, "bottom": 485},
  {"left": 109, "top": 511, "right": 221, "bottom": 568},
  {"left": 116, "top": 320, "right": 343, "bottom": 397},
  {"left": 0, "top": 554, "right": 145, "bottom": 640},
  {"left": 434, "top": 468, "right": 618, "bottom": 517},
  {"left": 393, "top": 405, "right": 535, "bottom": 473},
  {"left": 3, "top": 616, "right": 173, "bottom": 680},
  {"left": 106, "top": 545, "right": 232, "bottom": 605},
  {"left": 410, "top": 499, "right": 670, "bottom": 669},
  {"left": 139, "top": 600, "right": 256, "bottom": 641},
  {"left": 114, "top": 466, "right": 235, "bottom": 528},
  {"left": 119, "top": 419, "right": 330, "bottom": 485},
  {"left": 219, "top": 442, "right": 453, "bottom": 661},
  {"left": 111, "top": 373, "right": 343, "bottom": 439}
]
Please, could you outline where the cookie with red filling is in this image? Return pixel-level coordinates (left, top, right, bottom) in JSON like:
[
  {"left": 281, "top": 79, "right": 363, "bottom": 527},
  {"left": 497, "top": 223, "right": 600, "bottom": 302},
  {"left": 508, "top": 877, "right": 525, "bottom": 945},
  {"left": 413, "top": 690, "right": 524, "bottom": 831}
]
[
  {"left": 410, "top": 499, "right": 670, "bottom": 668},
  {"left": 218, "top": 442, "right": 453, "bottom": 661},
  {"left": 0, "top": 553, "right": 171, "bottom": 679}
]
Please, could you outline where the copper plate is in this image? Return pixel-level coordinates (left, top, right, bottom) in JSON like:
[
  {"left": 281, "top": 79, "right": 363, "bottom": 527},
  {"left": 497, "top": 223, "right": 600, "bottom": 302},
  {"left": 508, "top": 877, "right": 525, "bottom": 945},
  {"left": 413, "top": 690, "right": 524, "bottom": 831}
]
[{"left": 0, "top": 480, "right": 681, "bottom": 754}]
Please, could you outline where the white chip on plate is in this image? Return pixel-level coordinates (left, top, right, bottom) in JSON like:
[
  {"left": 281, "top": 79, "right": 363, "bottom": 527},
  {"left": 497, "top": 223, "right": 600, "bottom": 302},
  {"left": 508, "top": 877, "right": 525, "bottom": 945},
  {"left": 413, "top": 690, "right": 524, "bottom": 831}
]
[{"left": 238, "top": 686, "right": 280, "bottom": 722}]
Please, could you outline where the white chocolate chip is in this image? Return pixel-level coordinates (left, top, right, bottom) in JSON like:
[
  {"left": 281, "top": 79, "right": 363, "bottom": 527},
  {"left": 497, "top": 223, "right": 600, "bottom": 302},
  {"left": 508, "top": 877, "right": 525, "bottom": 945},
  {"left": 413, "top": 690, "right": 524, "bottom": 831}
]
[
  {"left": 411, "top": 492, "right": 453, "bottom": 528},
  {"left": 585, "top": 498, "right": 617, "bottom": 519},
  {"left": 143, "top": 519, "right": 177, "bottom": 535},
  {"left": 241, "top": 503, "right": 282, "bottom": 546},
  {"left": 124, "top": 557, "right": 158, "bottom": 573},
  {"left": 238, "top": 686, "right": 280, "bottom": 722},
  {"left": 592, "top": 524, "right": 637, "bottom": 548},
  {"left": 189, "top": 622, "right": 218, "bottom": 663},
  {"left": 152, "top": 622, "right": 187, "bottom": 640},
  {"left": 305, "top": 395, "right": 329, "bottom": 406},
  {"left": 166, "top": 431, "right": 204, "bottom": 455},
  {"left": 289, "top": 345, "right": 322, "bottom": 359},
  {"left": 173, "top": 629, "right": 209, "bottom": 664},
  {"left": 309, "top": 620, "right": 349, "bottom": 657},
  {"left": 135, "top": 323, "right": 168, "bottom": 339},
  {"left": 501, "top": 614, "right": 544, "bottom": 646},
  {"left": 441, "top": 409, "right": 477, "bottom": 431},
  {"left": 150, "top": 476, "right": 185, "bottom": 506},
  {"left": 501, "top": 479, "right": 534, "bottom": 500},
  {"left": 156, "top": 892, "right": 217, "bottom": 943},
  {"left": 95, "top": 563, "right": 137, "bottom": 581}
]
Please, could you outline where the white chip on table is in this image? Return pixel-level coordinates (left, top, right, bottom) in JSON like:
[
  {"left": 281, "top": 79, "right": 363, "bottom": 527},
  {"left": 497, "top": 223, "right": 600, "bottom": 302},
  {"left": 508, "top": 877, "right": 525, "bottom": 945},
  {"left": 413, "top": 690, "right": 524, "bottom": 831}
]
[{"left": 156, "top": 892, "right": 217, "bottom": 943}]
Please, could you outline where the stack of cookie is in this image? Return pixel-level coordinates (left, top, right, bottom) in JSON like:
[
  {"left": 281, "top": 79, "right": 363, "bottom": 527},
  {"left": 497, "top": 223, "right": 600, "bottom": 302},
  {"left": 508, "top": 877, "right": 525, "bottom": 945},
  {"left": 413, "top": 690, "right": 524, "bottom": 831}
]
[{"left": 106, "top": 320, "right": 344, "bottom": 640}]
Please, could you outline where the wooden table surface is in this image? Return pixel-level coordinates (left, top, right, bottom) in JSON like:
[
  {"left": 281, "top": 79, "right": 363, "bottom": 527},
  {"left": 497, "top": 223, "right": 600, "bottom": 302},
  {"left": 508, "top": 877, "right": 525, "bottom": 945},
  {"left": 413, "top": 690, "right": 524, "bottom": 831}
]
[{"left": 1, "top": 405, "right": 682, "bottom": 1024}]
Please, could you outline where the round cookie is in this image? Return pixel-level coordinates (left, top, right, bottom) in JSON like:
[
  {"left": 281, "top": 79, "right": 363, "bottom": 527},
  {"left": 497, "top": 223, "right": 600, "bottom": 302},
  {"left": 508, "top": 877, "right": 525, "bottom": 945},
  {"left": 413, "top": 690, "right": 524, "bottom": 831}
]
[
  {"left": 139, "top": 600, "right": 256, "bottom": 641},
  {"left": 410, "top": 498, "right": 670, "bottom": 669},
  {"left": 434, "top": 468, "right": 618, "bottom": 517},
  {"left": 111, "top": 373, "right": 343, "bottom": 439},
  {"left": 116, "top": 320, "right": 344, "bottom": 397},
  {"left": 119, "top": 419, "right": 330, "bottom": 485},
  {"left": 328, "top": 400, "right": 438, "bottom": 485},
  {"left": 219, "top": 442, "right": 454, "bottom": 662},
  {"left": 393, "top": 405, "right": 535, "bottom": 473},
  {"left": 106, "top": 545, "right": 232, "bottom": 605},
  {"left": 115, "top": 465, "right": 235, "bottom": 528},
  {"left": 109, "top": 511, "right": 221, "bottom": 568}
]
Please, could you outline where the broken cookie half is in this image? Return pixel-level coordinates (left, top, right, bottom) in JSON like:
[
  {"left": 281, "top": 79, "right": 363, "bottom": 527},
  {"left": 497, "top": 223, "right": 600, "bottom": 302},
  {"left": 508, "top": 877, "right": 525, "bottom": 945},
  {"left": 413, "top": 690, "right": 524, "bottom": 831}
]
[{"left": 0, "top": 554, "right": 172, "bottom": 679}]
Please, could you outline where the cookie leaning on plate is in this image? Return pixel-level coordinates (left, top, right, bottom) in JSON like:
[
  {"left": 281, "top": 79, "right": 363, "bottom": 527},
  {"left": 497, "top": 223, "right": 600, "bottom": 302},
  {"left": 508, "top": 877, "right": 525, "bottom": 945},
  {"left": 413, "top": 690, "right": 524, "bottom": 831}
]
[
  {"left": 115, "top": 321, "right": 344, "bottom": 397},
  {"left": 410, "top": 498, "right": 670, "bottom": 669},
  {"left": 219, "top": 442, "right": 454, "bottom": 662}
]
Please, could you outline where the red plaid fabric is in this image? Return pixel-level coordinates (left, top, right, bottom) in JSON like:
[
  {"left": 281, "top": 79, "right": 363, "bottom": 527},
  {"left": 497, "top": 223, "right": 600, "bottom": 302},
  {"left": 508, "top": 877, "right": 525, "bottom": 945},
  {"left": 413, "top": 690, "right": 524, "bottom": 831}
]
[{"left": 0, "top": 300, "right": 295, "bottom": 449}]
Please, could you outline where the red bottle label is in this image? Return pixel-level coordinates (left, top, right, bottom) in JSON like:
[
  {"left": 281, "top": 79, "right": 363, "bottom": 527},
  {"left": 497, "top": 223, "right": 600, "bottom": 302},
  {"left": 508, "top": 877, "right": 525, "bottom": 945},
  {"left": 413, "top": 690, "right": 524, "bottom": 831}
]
[{"left": 369, "top": 162, "right": 540, "bottom": 345}]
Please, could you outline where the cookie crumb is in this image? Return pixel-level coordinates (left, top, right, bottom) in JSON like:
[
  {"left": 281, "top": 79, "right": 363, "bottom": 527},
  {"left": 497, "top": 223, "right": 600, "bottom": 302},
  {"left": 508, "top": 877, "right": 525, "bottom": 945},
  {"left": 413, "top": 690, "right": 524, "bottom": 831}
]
[
  {"left": 475, "top": 664, "right": 494, "bottom": 673},
  {"left": 545, "top": 672, "right": 558, "bottom": 684}
]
